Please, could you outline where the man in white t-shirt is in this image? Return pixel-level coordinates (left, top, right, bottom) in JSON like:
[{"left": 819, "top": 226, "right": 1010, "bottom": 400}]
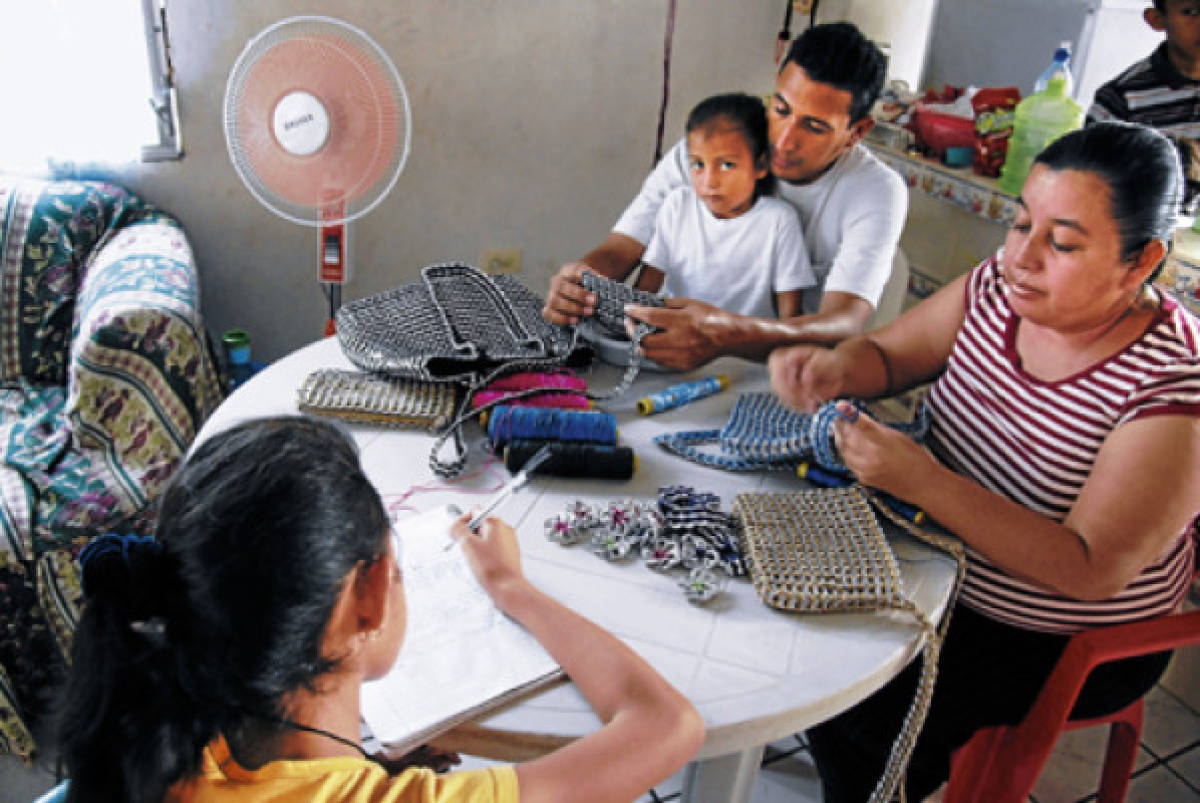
[{"left": 543, "top": 22, "right": 907, "bottom": 371}]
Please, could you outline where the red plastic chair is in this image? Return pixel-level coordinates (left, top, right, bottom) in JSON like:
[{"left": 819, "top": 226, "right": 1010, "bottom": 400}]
[{"left": 945, "top": 599, "right": 1200, "bottom": 802}]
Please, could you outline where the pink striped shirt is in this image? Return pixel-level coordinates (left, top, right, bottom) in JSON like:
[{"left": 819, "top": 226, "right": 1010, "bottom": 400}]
[{"left": 926, "top": 255, "right": 1200, "bottom": 634}]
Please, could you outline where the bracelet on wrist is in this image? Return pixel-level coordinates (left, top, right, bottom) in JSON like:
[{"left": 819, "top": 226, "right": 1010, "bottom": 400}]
[{"left": 863, "top": 337, "right": 895, "bottom": 398}]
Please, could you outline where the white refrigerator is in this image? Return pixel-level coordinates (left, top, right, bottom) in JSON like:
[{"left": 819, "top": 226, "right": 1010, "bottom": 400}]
[{"left": 812, "top": 0, "right": 1162, "bottom": 105}]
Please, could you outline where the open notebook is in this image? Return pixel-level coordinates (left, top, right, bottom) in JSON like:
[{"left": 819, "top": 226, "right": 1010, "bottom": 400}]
[{"left": 360, "top": 505, "right": 563, "bottom": 753}]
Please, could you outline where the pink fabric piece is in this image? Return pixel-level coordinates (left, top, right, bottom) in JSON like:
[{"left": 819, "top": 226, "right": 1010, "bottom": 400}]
[
  {"left": 470, "top": 391, "right": 590, "bottom": 410},
  {"left": 485, "top": 371, "right": 587, "bottom": 392}
]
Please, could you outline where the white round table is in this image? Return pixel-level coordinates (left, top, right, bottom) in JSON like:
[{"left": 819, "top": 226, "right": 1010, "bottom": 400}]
[{"left": 196, "top": 337, "right": 959, "bottom": 803}]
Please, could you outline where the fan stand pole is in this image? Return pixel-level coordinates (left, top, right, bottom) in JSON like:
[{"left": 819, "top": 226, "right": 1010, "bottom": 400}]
[
  {"left": 319, "top": 215, "right": 348, "bottom": 336},
  {"left": 325, "top": 284, "right": 341, "bottom": 336}
]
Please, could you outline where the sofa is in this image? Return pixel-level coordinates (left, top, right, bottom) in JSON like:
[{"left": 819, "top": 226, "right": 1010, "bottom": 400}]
[{"left": 0, "top": 176, "right": 224, "bottom": 760}]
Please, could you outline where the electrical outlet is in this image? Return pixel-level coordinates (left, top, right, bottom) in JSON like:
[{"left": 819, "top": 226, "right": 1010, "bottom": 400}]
[{"left": 481, "top": 248, "right": 522, "bottom": 274}]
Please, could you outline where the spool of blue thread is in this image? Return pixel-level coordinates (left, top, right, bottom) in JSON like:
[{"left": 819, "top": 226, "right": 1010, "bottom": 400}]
[
  {"left": 797, "top": 461, "right": 925, "bottom": 524},
  {"left": 797, "top": 461, "right": 853, "bottom": 488},
  {"left": 637, "top": 374, "right": 730, "bottom": 415},
  {"left": 486, "top": 405, "right": 619, "bottom": 449}
]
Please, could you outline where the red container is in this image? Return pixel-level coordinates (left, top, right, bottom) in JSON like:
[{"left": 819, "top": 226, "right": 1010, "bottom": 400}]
[
  {"left": 912, "top": 105, "right": 975, "bottom": 158},
  {"left": 972, "top": 87, "right": 1021, "bottom": 177}
]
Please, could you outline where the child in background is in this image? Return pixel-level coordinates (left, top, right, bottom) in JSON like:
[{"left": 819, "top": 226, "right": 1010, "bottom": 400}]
[
  {"left": 1087, "top": 0, "right": 1200, "bottom": 208},
  {"left": 57, "top": 417, "right": 703, "bottom": 803},
  {"left": 636, "top": 92, "right": 815, "bottom": 320}
]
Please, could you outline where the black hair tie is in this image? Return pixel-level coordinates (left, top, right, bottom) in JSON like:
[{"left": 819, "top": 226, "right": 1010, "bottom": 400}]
[
  {"left": 78, "top": 533, "right": 170, "bottom": 642},
  {"left": 78, "top": 533, "right": 163, "bottom": 596}
]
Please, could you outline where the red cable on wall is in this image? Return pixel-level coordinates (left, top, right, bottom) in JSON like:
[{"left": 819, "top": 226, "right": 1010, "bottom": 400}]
[{"left": 653, "top": 0, "right": 678, "bottom": 165}]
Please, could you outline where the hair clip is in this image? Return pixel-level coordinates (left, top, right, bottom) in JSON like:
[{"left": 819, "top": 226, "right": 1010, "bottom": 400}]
[
  {"left": 641, "top": 536, "right": 682, "bottom": 571},
  {"left": 544, "top": 512, "right": 584, "bottom": 546},
  {"left": 680, "top": 535, "right": 720, "bottom": 570},
  {"left": 553, "top": 489, "right": 745, "bottom": 584},
  {"left": 565, "top": 500, "right": 598, "bottom": 530},
  {"left": 679, "top": 566, "right": 724, "bottom": 605},
  {"left": 656, "top": 485, "right": 692, "bottom": 511},
  {"left": 632, "top": 508, "right": 664, "bottom": 544},
  {"left": 602, "top": 499, "right": 642, "bottom": 535},
  {"left": 658, "top": 485, "right": 721, "bottom": 512},
  {"left": 591, "top": 528, "right": 637, "bottom": 562},
  {"left": 129, "top": 617, "right": 167, "bottom": 641},
  {"left": 129, "top": 618, "right": 165, "bottom": 635},
  {"left": 713, "top": 543, "right": 748, "bottom": 577}
]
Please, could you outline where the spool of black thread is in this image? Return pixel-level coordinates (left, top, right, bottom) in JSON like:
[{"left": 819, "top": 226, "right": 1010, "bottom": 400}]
[{"left": 503, "top": 439, "right": 637, "bottom": 480}]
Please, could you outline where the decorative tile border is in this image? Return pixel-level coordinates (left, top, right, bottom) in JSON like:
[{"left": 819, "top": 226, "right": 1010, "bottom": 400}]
[
  {"left": 869, "top": 143, "right": 1019, "bottom": 227},
  {"left": 906, "top": 267, "right": 945, "bottom": 302},
  {"left": 1163, "top": 254, "right": 1200, "bottom": 317},
  {"left": 871, "top": 143, "right": 1200, "bottom": 317}
]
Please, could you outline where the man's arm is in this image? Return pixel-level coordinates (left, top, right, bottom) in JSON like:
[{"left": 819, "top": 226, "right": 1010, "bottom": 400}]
[
  {"left": 581, "top": 232, "right": 647, "bottom": 280},
  {"left": 627, "top": 289, "right": 874, "bottom": 371},
  {"left": 774, "top": 288, "right": 804, "bottom": 319}
]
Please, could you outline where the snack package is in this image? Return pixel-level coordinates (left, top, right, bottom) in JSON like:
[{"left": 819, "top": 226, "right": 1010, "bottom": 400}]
[{"left": 972, "top": 87, "right": 1021, "bottom": 178}]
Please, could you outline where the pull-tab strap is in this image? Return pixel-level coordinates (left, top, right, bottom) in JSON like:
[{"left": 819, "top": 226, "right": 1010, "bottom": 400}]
[
  {"left": 866, "top": 487, "right": 966, "bottom": 642},
  {"left": 652, "top": 429, "right": 766, "bottom": 472},
  {"left": 428, "top": 374, "right": 587, "bottom": 479},
  {"left": 586, "top": 321, "right": 654, "bottom": 400},
  {"left": 423, "top": 263, "right": 541, "bottom": 357},
  {"left": 858, "top": 485, "right": 966, "bottom": 803}
]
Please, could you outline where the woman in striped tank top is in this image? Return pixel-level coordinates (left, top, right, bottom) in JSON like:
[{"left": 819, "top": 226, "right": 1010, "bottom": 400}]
[{"left": 769, "top": 122, "right": 1200, "bottom": 802}]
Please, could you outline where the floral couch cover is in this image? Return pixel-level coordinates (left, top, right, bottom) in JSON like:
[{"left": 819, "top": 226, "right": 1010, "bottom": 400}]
[{"left": 0, "top": 176, "right": 223, "bottom": 760}]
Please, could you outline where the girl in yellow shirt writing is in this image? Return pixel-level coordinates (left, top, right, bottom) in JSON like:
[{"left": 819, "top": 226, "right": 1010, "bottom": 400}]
[{"left": 58, "top": 417, "right": 703, "bottom": 802}]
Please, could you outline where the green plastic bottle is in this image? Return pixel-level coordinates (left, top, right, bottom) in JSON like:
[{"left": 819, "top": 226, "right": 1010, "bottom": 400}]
[{"left": 997, "top": 75, "right": 1083, "bottom": 195}]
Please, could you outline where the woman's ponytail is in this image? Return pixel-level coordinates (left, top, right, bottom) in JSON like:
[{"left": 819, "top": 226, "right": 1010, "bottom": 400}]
[{"left": 59, "top": 534, "right": 214, "bottom": 803}]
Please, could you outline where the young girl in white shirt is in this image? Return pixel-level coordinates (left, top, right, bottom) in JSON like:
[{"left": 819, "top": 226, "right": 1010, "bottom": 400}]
[{"left": 637, "top": 92, "right": 815, "bottom": 319}]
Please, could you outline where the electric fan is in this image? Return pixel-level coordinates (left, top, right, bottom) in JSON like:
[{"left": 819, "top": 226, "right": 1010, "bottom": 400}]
[{"left": 223, "top": 16, "right": 412, "bottom": 334}]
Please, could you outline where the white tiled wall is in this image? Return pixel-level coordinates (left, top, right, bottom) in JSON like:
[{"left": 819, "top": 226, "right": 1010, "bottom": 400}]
[{"left": 899, "top": 189, "right": 1007, "bottom": 310}]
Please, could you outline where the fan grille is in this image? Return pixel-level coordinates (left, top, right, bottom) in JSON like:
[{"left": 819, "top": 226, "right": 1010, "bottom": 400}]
[{"left": 224, "top": 16, "right": 411, "bottom": 226}]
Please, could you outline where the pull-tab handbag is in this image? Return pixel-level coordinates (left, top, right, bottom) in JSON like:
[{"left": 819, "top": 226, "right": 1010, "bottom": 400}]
[
  {"left": 733, "top": 486, "right": 965, "bottom": 803},
  {"left": 575, "top": 272, "right": 666, "bottom": 370},
  {"left": 337, "top": 262, "right": 587, "bottom": 382},
  {"left": 336, "top": 262, "right": 651, "bottom": 477},
  {"left": 654, "top": 391, "right": 931, "bottom": 473}
]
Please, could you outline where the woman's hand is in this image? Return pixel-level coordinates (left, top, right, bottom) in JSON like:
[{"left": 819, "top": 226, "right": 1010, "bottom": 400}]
[
  {"left": 454, "top": 515, "right": 528, "bottom": 606},
  {"left": 769, "top": 344, "right": 848, "bottom": 413},
  {"left": 833, "top": 401, "right": 937, "bottom": 500}
]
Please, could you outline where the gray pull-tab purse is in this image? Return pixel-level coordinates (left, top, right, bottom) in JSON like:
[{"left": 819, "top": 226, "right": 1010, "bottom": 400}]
[{"left": 337, "top": 262, "right": 587, "bottom": 382}]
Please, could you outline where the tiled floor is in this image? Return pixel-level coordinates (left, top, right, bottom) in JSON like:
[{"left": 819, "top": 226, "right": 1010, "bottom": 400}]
[{"left": 3, "top": 629, "right": 1199, "bottom": 802}]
